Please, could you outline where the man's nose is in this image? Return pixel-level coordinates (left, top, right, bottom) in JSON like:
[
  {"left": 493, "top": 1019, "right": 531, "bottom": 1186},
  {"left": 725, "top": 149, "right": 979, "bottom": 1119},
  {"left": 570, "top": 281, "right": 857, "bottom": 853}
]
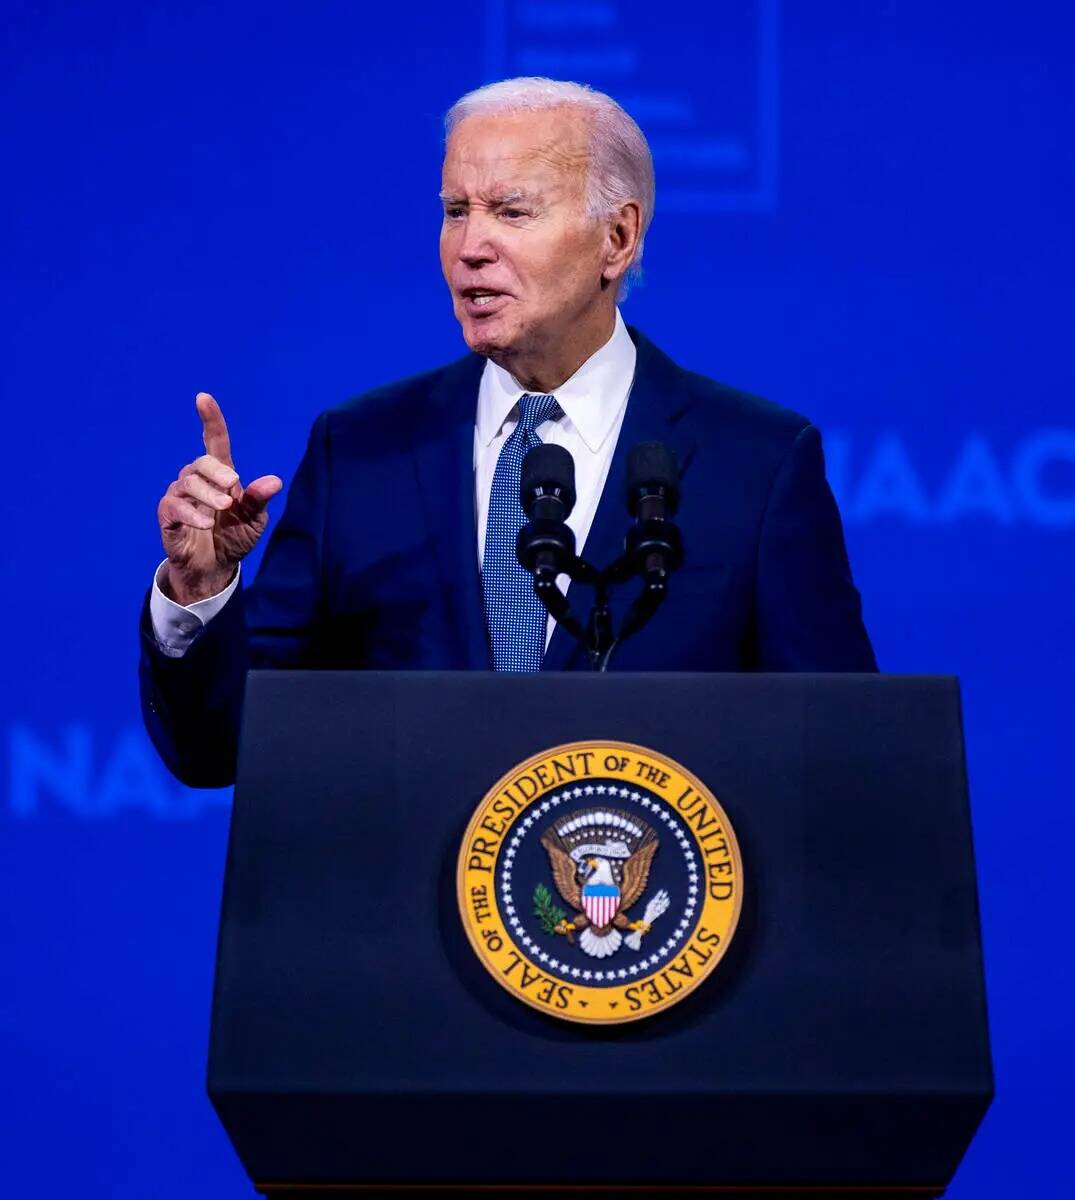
[{"left": 457, "top": 216, "right": 498, "bottom": 268}]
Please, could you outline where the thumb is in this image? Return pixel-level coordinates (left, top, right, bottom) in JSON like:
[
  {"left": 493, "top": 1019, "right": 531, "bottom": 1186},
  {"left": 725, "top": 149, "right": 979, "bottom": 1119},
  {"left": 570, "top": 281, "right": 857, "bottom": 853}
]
[{"left": 238, "top": 474, "right": 284, "bottom": 517}]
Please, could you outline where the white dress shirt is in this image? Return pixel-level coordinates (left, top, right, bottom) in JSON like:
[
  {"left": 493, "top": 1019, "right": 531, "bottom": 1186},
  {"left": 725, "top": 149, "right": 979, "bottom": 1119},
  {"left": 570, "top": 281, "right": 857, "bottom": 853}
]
[{"left": 150, "top": 308, "right": 636, "bottom": 657}]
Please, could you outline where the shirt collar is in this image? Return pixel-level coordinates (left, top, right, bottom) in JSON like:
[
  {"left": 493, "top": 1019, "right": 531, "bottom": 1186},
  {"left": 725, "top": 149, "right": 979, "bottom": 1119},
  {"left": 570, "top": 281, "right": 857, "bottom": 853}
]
[{"left": 475, "top": 308, "right": 637, "bottom": 453}]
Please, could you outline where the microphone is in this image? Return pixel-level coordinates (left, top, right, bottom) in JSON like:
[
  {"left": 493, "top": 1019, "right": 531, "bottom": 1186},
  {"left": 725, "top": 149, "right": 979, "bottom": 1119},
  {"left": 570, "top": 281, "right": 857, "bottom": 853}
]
[
  {"left": 625, "top": 442, "right": 683, "bottom": 586},
  {"left": 516, "top": 444, "right": 577, "bottom": 589}
]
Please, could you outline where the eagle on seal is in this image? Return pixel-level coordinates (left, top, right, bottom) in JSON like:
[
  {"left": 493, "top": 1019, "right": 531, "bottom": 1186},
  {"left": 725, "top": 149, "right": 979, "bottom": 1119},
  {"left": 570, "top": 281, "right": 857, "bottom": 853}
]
[{"left": 540, "top": 807, "right": 665, "bottom": 959}]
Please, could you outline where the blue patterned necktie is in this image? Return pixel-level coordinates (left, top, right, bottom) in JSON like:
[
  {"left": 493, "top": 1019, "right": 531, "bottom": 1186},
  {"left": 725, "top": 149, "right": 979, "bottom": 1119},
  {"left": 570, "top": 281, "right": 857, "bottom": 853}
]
[{"left": 482, "top": 392, "right": 564, "bottom": 671}]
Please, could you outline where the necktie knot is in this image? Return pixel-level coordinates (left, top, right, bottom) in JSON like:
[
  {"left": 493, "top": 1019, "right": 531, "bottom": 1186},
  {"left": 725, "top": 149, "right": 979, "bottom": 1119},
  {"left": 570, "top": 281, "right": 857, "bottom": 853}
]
[{"left": 516, "top": 393, "right": 562, "bottom": 436}]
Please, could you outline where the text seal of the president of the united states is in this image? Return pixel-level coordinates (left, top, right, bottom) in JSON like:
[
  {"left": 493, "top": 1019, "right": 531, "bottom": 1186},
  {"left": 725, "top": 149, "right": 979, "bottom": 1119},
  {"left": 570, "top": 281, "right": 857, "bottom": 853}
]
[{"left": 458, "top": 741, "right": 743, "bottom": 1024}]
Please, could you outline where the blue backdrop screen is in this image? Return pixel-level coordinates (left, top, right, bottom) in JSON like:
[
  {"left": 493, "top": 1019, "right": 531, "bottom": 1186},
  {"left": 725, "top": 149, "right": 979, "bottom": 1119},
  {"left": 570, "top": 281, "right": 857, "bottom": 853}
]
[{"left": 2, "top": 1, "right": 1073, "bottom": 1195}]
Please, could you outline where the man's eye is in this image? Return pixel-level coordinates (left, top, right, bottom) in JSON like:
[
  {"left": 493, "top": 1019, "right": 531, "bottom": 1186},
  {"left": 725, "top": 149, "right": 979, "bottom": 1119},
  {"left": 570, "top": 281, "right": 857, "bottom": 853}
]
[
  {"left": 445, "top": 207, "right": 465, "bottom": 220},
  {"left": 501, "top": 208, "right": 527, "bottom": 219}
]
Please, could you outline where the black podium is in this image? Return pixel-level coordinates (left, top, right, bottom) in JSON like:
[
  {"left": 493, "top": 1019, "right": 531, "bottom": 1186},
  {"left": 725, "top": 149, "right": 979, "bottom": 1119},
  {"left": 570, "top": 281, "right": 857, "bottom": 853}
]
[{"left": 208, "top": 672, "right": 992, "bottom": 1198}]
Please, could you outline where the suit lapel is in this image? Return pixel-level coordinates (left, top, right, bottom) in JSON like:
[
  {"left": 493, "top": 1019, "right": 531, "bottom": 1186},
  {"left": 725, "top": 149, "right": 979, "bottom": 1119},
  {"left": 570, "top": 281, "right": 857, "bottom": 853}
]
[
  {"left": 412, "top": 352, "right": 491, "bottom": 669},
  {"left": 543, "top": 328, "right": 699, "bottom": 672}
]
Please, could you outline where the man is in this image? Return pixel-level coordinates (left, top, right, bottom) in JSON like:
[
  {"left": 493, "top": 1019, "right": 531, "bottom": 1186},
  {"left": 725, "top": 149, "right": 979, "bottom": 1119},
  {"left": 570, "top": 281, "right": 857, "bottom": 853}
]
[{"left": 142, "top": 77, "right": 876, "bottom": 788}]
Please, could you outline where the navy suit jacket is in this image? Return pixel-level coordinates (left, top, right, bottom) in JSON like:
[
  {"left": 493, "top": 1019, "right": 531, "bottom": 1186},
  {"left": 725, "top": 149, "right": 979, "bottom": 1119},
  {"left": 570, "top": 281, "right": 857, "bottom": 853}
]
[{"left": 141, "top": 327, "right": 876, "bottom": 786}]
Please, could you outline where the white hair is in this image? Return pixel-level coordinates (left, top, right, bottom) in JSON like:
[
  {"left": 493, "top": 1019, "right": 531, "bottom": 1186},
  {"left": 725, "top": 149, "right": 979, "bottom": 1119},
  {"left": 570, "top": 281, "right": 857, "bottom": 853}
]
[{"left": 445, "top": 77, "right": 655, "bottom": 296}]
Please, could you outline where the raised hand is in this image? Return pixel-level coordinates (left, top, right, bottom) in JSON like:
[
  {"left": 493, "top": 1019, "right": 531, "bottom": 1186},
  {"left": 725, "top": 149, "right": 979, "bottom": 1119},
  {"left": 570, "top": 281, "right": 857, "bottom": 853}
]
[{"left": 157, "top": 393, "right": 283, "bottom": 606}]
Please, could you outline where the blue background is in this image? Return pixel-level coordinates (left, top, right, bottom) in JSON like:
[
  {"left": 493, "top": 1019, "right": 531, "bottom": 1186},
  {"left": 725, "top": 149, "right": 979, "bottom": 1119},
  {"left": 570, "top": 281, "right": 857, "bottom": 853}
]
[{"left": 2, "top": 0, "right": 1073, "bottom": 1194}]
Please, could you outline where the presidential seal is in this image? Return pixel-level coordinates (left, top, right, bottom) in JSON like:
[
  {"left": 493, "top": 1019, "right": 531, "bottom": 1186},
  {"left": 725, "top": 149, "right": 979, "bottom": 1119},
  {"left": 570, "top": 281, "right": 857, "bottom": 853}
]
[{"left": 457, "top": 741, "right": 743, "bottom": 1024}]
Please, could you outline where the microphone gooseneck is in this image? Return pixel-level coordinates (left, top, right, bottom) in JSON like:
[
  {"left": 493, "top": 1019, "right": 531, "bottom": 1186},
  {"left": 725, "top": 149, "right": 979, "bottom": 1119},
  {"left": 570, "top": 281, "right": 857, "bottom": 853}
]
[
  {"left": 611, "top": 442, "right": 684, "bottom": 655},
  {"left": 516, "top": 444, "right": 577, "bottom": 585},
  {"left": 625, "top": 441, "right": 683, "bottom": 587},
  {"left": 515, "top": 442, "right": 588, "bottom": 649}
]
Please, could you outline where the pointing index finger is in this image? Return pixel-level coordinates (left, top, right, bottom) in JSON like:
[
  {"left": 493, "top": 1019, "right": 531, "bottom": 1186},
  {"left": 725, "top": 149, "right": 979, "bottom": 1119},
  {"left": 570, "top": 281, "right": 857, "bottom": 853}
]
[{"left": 196, "top": 392, "right": 233, "bottom": 468}]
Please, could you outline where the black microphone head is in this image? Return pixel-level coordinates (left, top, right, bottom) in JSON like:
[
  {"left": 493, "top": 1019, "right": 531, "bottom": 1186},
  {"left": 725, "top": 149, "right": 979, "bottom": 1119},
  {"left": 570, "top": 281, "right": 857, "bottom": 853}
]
[
  {"left": 627, "top": 441, "right": 680, "bottom": 516},
  {"left": 521, "top": 443, "right": 577, "bottom": 517}
]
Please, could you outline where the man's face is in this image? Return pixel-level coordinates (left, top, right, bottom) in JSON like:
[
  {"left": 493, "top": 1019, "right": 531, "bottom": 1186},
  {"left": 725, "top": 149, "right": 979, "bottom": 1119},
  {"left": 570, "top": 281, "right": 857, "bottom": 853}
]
[{"left": 439, "top": 107, "right": 610, "bottom": 366}]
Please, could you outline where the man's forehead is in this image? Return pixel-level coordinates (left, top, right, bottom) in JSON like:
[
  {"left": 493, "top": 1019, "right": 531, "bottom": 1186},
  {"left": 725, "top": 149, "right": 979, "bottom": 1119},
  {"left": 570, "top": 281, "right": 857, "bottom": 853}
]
[{"left": 442, "top": 109, "right": 591, "bottom": 190}]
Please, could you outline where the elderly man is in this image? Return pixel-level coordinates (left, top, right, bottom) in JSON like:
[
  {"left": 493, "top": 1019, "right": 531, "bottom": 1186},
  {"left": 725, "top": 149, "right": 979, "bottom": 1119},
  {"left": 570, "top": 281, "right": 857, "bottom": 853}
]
[{"left": 143, "top": 77, "right": 876, "bottom": 786}]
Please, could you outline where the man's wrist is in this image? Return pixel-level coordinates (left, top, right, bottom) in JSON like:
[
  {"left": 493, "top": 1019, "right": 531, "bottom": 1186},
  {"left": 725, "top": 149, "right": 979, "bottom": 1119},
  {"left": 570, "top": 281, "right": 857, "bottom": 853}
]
[
  {"left": 150, "top": 559, "right": 242, "bottom": 658},
  {"left": 161, "top": 562, "right": 237, "bottom": 607}
]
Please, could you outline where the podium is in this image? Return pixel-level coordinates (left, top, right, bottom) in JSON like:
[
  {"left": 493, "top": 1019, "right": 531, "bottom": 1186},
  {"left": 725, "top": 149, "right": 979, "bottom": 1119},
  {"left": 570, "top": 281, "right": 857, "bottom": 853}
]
[{"left": 208, "top": 672, "right": 992, "bottom": 1198}]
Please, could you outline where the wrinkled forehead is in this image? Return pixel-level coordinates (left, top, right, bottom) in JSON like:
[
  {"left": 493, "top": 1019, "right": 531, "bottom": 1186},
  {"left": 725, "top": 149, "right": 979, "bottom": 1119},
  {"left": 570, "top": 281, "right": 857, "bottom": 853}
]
[{"left": 441, "top": 108, "right": 591, "bottom": 200}]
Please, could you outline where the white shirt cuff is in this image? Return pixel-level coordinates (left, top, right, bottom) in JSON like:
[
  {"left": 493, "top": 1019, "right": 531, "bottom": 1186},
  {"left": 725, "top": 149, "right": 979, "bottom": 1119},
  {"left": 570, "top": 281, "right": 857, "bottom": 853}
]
[{"left": 149, "top": 559, "right": 241, "bottom": 658}]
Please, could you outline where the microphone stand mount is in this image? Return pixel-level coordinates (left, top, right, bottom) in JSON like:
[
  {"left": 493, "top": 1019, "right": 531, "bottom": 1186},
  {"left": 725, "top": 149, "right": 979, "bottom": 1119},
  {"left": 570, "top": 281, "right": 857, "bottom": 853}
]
[{"left": 532, "top": 541, "right": 678, "bottom": 673}]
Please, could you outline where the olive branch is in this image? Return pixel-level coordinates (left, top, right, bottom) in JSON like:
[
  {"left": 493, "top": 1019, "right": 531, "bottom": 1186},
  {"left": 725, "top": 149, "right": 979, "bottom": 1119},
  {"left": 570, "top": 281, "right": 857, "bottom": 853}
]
[{"left": 533, "top": 884, "right": 567, "bottom": 934}]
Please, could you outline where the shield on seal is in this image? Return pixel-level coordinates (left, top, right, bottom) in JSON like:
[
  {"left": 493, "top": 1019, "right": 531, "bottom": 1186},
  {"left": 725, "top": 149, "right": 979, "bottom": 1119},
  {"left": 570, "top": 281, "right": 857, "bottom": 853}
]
[{"left": 582, "top": 882, "right": 620, "bottom": 928}]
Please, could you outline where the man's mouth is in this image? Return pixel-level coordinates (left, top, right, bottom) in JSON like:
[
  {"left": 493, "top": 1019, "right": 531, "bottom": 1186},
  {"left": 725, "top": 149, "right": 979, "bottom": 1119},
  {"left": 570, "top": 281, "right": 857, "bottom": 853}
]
[
  {"left": 460, "top": 288, "right": 510, "bottom": 316},
  {"left": 463, "top": 288, "right": 502, "bottom": 305}
]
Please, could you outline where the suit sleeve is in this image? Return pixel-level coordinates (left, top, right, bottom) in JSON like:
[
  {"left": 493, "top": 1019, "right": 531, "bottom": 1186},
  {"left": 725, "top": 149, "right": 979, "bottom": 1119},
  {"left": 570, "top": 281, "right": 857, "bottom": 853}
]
[
  {"left": 754, "top": 423, "right": 878, "bottom": 671},
  {"left": 139, "top": 411, "right": 332, "bottom": 787}
]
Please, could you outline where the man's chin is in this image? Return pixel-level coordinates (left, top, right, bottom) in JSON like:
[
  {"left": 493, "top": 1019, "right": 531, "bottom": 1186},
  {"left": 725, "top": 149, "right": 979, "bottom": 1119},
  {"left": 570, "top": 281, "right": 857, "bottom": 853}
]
[{"left": 460, "top": 312, "right": 516, "bottom": 359}]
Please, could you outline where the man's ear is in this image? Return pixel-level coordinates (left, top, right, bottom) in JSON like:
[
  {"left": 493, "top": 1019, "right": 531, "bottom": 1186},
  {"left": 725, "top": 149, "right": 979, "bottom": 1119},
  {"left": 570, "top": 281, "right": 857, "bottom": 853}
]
[{"left": 600, "top": 199, "right": 643, "bottom": 287}]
